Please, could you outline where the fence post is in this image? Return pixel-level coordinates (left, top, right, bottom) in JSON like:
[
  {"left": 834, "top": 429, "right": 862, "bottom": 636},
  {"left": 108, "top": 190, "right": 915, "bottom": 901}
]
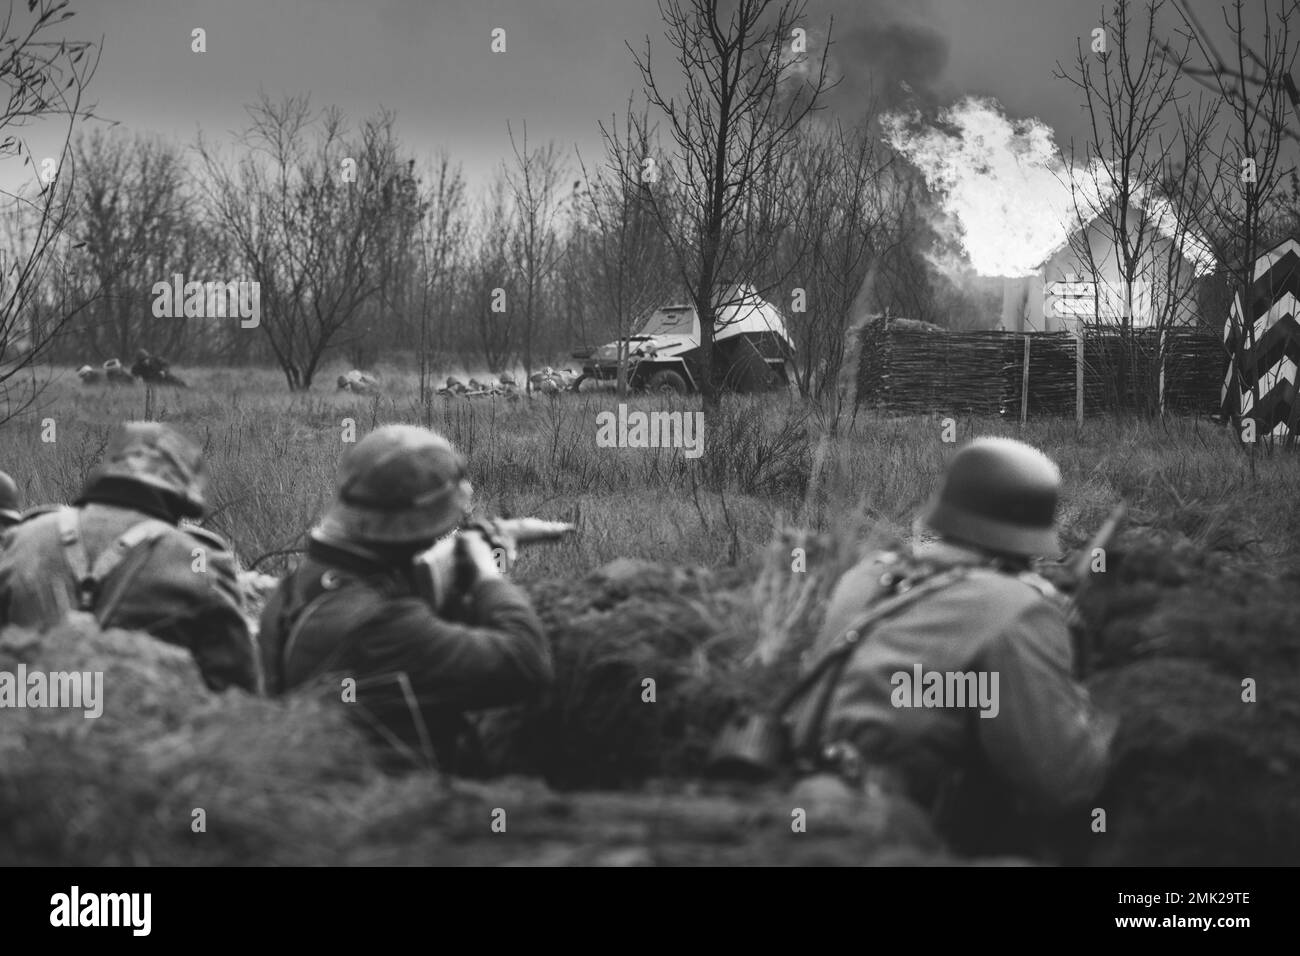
[
  {"left": 1076, "top": 330, "right": 1084, "bottom": 427},
  {"left": 1020, "top": 334, "right": 1032, "bottom": 426}
]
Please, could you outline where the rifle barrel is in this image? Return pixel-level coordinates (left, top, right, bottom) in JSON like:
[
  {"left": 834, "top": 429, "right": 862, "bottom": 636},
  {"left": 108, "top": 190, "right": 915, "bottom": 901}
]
[{"left": 1070, "top": 503, "right": 1128, "bottom": 585}]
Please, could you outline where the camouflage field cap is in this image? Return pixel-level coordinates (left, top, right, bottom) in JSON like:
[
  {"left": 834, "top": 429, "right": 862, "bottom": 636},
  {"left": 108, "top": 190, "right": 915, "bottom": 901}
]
[
  {"left": 318, "top": 425, "right": 472, "bottom": 545},
  {"left": 0, "top": 470, "right": 22, "bottom": 524},
  {"left": 87, "top": 422, "right": 209, "bottom": 516},
  {"left": 920, "top": 436, "right": 1062, "bottom": 559}
]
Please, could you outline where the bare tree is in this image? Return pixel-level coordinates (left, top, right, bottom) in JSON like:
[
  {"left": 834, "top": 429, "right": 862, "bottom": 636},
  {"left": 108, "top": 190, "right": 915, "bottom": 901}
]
[
  {"left": 415, "top": 153, "right": 467, "bottom": 404},
  {"left": 866, "top": 169, "right": 951, "bottom": 324},
  {"left": 196, "top": 95, "right": 397, "bottom": 389},
  {"left": 1169, "top": 0, "right": 1300, "bottom": 444},
  {"left": 69, "top": 130, "right": 199, "bottom": 362},
  {"left": 577, "top": 103, "right": 672, "bottom": 395},
  {"left": 353, "top": 152, "right": 423, "bottom": 369},
  {"left": 0, "top": 0, "right": 100, "bottom": 424},
  {"left": 774, "top": 119, "right": 895, "bottom": 403},
  {"left": 466, "top": 172, "right": 518, "bottom": 372},
  {"left": 504, "top": 123, "right": 565, "bottom": 391},
  {"left": 631, "top": 0, "right": 833, "bottom": 406},
  {"left": 1056, "top": 0, "right": 1213, "bottom": 412}
]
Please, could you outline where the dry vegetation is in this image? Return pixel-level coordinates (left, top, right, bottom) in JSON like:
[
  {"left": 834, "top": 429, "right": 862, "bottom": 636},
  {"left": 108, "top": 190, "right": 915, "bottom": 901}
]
[{"left": 1, "top": 363, "right": 1297, "bottom": 865}]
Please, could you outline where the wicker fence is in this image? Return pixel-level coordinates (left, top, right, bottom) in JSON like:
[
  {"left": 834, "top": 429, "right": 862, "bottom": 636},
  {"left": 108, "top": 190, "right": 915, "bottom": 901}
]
[{"left": 855, "top": 321, "right": 1226, "bottom": 417}]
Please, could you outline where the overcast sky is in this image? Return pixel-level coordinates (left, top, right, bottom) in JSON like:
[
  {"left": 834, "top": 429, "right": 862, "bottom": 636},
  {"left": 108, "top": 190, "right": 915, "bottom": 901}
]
[{"left": 0, "top": 0, "right": 1256, "bottom": 199}]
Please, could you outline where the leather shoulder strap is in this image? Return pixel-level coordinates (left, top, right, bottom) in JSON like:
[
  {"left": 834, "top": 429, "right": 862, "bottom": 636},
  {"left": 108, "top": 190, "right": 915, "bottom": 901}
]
[
  {"left": 56, "top": 508, "right": 94, "bottom": 610},
  {"left": 92, "top": 519, "right": 172, "bottom": 584},
  {"left": 55, "top": 507, "right": 172, "bottom": 620},
  {"left": 93, "top": 520, "right": 173, "bottom": 625},
  {"left": 784, "top": 565, "right": 972, "bottom": 760},
  {"left": 181, "top": 522, "right": 235, "bottom": 555}
]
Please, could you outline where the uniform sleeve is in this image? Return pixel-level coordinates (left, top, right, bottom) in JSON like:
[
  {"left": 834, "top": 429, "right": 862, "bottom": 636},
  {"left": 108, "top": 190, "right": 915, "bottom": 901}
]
[
  {"left": 975, "top": 600, "right": 1117, "bottom": 814},
  {"left": 351, "top": 577, "right": 553, "bottom": 712},
  {"left": 157, "top": 543, "right": 261, "bottom": 695}
]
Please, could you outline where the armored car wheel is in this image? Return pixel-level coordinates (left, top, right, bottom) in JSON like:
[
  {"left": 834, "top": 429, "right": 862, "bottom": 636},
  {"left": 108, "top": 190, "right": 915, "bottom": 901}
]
[{"left": 646, "top": 369, "right": 687, "bottom": 395}]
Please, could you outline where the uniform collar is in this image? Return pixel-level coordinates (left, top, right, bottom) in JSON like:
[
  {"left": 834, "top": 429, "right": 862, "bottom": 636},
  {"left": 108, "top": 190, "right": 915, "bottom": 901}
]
[
  {"left": 76, "top": 476, "right": 183, "bottom": 524},
  {"left": 306, "top": 532, "right": 389, "bottom": 574},
  {"left": 911, "top": 537, "right": 990, "bottom": 567},
  {"left": 910, "top": 537, "right": 1031, "bottom": 574},
  {"left": 306, "top": 529, "right": 428, "bottom": 587}
]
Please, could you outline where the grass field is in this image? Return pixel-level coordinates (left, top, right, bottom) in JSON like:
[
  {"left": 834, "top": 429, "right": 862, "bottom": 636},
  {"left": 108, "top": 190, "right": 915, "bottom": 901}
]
[
  {"left": 1, "top": 360, "right": 1297, "bottom": 865},
  {"left": 8, "top": 361, "right": 1297, "bottom": 577}
]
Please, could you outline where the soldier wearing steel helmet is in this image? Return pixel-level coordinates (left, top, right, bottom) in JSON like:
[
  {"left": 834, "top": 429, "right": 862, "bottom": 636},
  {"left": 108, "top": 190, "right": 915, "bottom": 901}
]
[
  {"left": 786, "top": 437, "right": 1116, "bottom": 855},
  {"left": 0, "top": 471, "right": 23, "bottom": 529},
  {"left": 257, "top": 424, "right": 553, "bottom": 771},
  {"left": 0, "top": 423, "right": 258, "bottom": 692}
]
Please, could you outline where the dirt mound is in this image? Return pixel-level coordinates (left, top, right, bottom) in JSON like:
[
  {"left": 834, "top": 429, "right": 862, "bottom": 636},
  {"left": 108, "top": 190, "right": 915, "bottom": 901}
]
[
  {"left": 0, "top": 619, "right": 378, "bottom": 865},
  {"left": 0, "top": 610, "right": 945, "bottom": 865},
  {"left": 483, "top": 538, "right": 862, "bottom": 789},
  {"left": 344, "top": 775, "right": 948, "bottom": 866},
  {"left": 480, "top": 560, "right": 761, "bottom": 787},
  {"left": 1078, "top": 532, "right": 1300, "bottom": 865},
  {"left": 3, "top": 529, "right": 1294, "bottom": 866}
]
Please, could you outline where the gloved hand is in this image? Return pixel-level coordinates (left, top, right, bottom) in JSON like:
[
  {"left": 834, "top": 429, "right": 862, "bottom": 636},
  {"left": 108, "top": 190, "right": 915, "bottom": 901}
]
[
  {"left": 412, "top": 528, "right": 506, "bottom": 616},
  {"left": 455, "top": 528, "right": 503, "bottom": 585}
]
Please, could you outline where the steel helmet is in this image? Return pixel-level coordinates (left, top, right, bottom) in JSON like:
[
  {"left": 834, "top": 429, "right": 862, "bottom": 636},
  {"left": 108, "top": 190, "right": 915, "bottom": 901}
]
[
  {"left": 317, "top": 425, "right": 472, "bottom": 545},
  {"left": 0, "top": 470, "right": 22, "bottom": 525},
  {"left": 920, "top": 437, "right": 1062, "bottom": 559},
  {"left": 85, "top": 422, "right": 209, "bottom": 517}
]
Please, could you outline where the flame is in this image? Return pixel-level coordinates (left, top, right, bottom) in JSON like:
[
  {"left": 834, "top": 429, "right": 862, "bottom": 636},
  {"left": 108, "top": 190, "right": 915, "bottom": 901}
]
[{"left": 883, "top": 96, "right": 1112, "bottom": 278}]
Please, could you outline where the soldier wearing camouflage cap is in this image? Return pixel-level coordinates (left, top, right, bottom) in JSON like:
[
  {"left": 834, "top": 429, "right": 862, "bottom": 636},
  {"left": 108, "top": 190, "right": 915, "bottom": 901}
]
[
  {"left": 258, "top": 424, "right": 552, "bottom": 770},
  {"left": 0, "top": 423, "right": 258, "bottom": 692},
  {"left": 785, "top": 437, "right": 1115, "bottom": 856},
  {"left": 0, "top": 471, "right": 23, "bottom": 527}
]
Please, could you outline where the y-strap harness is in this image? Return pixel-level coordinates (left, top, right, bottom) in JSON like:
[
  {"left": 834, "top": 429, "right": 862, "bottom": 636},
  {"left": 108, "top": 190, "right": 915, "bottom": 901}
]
[
  {"left": 785, "top": 561, "right": 973, "bottom": 776},
  {"left": 55, "top": 507, "right": 172, "bottom": 624}
]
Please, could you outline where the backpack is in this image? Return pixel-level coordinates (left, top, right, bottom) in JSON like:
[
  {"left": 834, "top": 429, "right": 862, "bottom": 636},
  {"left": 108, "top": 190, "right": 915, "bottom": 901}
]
[{"left": 53, "top": 507, "right": 174, "bottom": 626}]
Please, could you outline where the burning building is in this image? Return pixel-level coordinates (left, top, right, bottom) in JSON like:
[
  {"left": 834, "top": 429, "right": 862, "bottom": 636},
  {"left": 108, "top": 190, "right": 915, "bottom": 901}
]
[
  {"left": 885, "top": 96, "right": 1216, "bottom": 333},
  {"left": 999, "top": 196, "right": 1216, "bottom": 333}
]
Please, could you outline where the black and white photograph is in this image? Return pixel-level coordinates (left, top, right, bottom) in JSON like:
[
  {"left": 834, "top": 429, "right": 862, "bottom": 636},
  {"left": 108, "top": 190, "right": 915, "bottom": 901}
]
[{"left": 0, "top": 0, "right": 1293, "bottom": 925}]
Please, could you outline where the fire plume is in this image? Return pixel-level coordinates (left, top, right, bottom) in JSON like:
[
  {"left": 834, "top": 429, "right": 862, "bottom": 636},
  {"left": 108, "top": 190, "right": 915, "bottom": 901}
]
[{"left": 883, "top": 96, "right": 1112, "bottom": 278}]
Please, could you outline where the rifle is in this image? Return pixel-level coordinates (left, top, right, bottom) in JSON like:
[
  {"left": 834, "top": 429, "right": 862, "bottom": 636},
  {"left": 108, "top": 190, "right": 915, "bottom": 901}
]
[
  {"left": 413, "top": 517, "right": 576, "bottom": 613},
  {"left": 1065, "top": 503, "right": 1127, "bottom": 678},
  {"left": 239, "top": 519, "right": 575, "bottom": 631}
]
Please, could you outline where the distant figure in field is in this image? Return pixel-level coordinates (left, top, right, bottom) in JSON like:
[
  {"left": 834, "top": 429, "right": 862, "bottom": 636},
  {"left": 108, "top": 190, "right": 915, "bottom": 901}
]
[
  {"left": 530, "top": 367, "right": 578, "bottom": 395},
  {"left": 0, "top": 471, "right": 23, "bottom": 529},
  {"left": 437, "top": 376, "right": 520, "bottom": 399},
  {"left": 102, "top": 358, "right": 136, "bottom": 386},
  {"left": 75, "top": 365, "right": 102, "bottom": 385},
  {"left": 337, "top": 370, "right": 380, "bottom": 395},
  {"left": 131, "top": 349, "right": 187, "bottom": 388},
  {"left": 0, "top": 422, "right": 258, "bottom": 692}
]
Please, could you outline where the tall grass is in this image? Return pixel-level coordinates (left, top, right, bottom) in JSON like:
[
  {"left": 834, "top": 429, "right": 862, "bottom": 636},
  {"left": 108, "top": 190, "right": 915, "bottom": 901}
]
[
  {"left": 5, "top": 366, "right": 1295, "bottom": 580},
  {"left": 2, "top": 364, "right": 1297, "bottom": 864}
]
